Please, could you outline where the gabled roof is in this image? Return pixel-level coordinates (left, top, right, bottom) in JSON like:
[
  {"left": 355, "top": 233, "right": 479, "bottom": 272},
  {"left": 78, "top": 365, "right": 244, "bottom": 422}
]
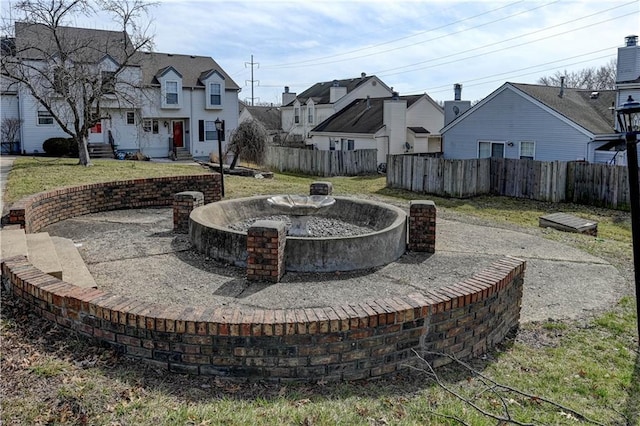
[
  {"left": 511, "top": 83, "right": 616, "bottom": 134},
  {"left": 312, "top": 98, "right": 384, "bottom": 134},
  {"left": 312, "top": 94, "right": 434, "bottom": 135},
  {"left": 293, "top": 74, "right": 387, "bottom": 106},
  {"left": 442, "top": 82, "right": 616, "bottom": 135},
  {"left": 14, "top": 22, "right": 134, "bottom": 64},
  {"left": 240, "top": 104, "right": 281, "bottom": 132},
  {"left": 135, "top": 51, "right": 240, "bottom": 90}
]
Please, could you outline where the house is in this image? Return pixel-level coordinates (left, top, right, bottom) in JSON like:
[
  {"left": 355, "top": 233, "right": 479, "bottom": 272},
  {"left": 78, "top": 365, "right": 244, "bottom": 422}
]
[
  {"left": 441, "top": 35, "right": 640, "bottom": 165},
  {"left": 280, "top": 73, "right": 393, "bottom": 142},
  {"left": 1, "top": 22, "right": 240, "bottom": 159},
  {"left": 309, "top": 93, "right": 444, "bottom": 165},
  {"left": 440, "top": 82, "right": 618, "bottom": 164},
  {"left": 238, "top": 102, "right": 283, "bottom": 143}
]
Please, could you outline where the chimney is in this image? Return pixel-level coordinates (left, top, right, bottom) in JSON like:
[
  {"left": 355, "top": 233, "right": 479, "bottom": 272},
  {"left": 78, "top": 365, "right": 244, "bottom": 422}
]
[
  {"left": 626, "top": 35, "right": 638, "bottom": 47},
  {"left": 559, "top": 76, "right": 565, "bottom": 98},
  {"left": 454, "top": 83, "right": 462, "bottom": 101},
  {"left": 282, "top": 86, "right": 296, "bottom": 106},
  {"left": 329, "top": 81, "right": 347, "bottom": 103}
]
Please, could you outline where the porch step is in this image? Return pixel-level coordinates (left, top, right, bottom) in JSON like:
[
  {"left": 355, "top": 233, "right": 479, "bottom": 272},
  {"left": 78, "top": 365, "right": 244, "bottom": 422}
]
[
  {"left": 51, "top": 237, "right": 97, "bottom": 288},
  {"left": 25, "top": 232, "right": 63, "bottom": 279},
  {"left": 88, "top": 143, "right": 115, "bottom": 159},
  {"left": 174, "top": 148, "right": 193, "bottom": 161},
  {"left": 1, "top": 228, "right": 28, "bottom": 260},
  {"left": 0, "top": 229, "right": 96, "bottom": 287}
]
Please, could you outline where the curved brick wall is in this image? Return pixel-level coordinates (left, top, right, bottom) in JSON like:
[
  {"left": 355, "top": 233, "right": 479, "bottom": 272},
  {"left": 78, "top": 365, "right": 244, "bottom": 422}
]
[
  {"left": 1, "top": 255, "right": 525, "bottom": 381},
  {"left": 7, "top": 174, "right": 221, "bottom": 232}
]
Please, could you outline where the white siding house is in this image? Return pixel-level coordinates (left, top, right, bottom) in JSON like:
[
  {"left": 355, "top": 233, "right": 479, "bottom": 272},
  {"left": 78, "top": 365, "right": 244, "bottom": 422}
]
[
  {"left": 309, "top": 93, "right": 444, "bottom": 165},
  {"left": 2, "top": 23, "right": 240, "bottom": 159},
  {"left": 281, "top": 73, "right": 393, "bottom": 143}
]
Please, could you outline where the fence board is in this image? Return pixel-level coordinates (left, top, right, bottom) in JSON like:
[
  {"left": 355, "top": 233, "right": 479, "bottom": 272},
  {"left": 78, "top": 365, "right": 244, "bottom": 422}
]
[{"left": 265, "top": 147, "right": 377, "bottom": 177}]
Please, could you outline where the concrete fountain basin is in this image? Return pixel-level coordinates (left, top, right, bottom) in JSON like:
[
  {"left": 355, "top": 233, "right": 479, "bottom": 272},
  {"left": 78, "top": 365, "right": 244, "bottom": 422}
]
[{"left": 189, "top": 195, "right": 408, "bottom": 272}]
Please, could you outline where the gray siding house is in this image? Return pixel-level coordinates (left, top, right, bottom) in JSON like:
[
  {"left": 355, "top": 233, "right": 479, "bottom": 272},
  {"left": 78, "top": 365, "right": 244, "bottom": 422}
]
[{"left": 441, "top": 82, "right": 618, "bottom": 164}]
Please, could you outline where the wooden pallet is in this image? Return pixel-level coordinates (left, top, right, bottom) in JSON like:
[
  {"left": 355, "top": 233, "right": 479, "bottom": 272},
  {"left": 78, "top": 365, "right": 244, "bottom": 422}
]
[{"left": 539, "top": 212, "right": 598, "bottom": 236}]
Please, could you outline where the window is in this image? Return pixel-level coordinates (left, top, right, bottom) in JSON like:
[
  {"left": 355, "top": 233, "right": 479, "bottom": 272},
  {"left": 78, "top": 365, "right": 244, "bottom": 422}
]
[
  {"left": 294, "top": 107, "right": 300, "bottom": 124},
  {"left": 37, "top": 110, "right": 54, "bottom": 125},
  {"left": 519, "top": 141, "right": 535, "bottom": 160},
  {"left": 347, "top": 139, "right": 354, "bottom": 151},
  {"left": 152, "top": 120, "right": 159, "bottom": 134},
  {"left": 478, "top": 141, "right": 504, "bottom": 158},
  {"left": 126, "top": 112, "right": 135, "bottom": 125},
  {"left": 143, "top": 119, "right": 152, "bottom": 132},
  {"left": 209, "top": 83, "right": 221, "bottom": 106},
  {"left": 205, "top": 121, "right": 216, "bottom": 141},
  {"left": 341, "top": 138, "right": 354, "bottom": 151},
  {"left": 166, "top": 81, "right": 178, "bottom": 105},
  {"left": 101, "top": 71, "right": 116, "bottom": 94},
  {"left": 308, "top": 105, "right": 314, "bottom": 124}
]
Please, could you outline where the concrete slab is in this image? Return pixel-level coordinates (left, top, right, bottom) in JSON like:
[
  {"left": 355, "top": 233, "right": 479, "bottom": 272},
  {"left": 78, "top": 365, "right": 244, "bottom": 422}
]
[
  {"left": 1, "top": 228, "right": 27, "bottom": 260},
  {"left": 25, "top": 232, "right": 62, "bottom": 279},
  {"left": 51, "top": 236, "right": 97, "bottom": 288}
]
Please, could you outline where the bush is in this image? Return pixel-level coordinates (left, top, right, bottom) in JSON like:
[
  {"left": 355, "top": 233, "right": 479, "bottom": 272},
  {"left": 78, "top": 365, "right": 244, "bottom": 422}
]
[{"left": 42, "top": 137, "right": 77, "bottom": 157}]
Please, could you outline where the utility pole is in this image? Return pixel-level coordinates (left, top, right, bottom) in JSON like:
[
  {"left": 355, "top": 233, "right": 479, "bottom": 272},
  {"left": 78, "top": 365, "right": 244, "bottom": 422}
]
[{"left": 245, "top": 55, "right": 259, "bottom": 106}]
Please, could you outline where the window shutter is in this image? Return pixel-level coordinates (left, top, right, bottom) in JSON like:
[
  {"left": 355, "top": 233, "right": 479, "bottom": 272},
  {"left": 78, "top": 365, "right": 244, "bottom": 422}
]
[{"left": 198, "top": 120, "right": 204, "bottom": 142}]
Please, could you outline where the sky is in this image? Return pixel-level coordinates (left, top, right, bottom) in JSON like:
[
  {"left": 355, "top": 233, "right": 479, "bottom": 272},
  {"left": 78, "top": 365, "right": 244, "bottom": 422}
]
[{"left": 3, "top": 0, "right": 640, "bottom": 104}]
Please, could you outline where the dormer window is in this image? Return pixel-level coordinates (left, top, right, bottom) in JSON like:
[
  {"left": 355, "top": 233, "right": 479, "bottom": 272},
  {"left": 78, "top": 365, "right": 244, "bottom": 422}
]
[
  {"left": 294, "top": 107, "right": 300, "bottom": 124},
  {"left": 166, "top": 81, "right": 178, "bottom": 105},
  {"left": 210, "top": 83, "right": 221, "bottom": 106},
  {"left": 308, "top": 104, "right": 314, "bottom": 124}
]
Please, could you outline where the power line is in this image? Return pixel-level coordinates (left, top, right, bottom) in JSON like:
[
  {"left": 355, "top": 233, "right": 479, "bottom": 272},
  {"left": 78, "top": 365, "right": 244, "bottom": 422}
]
[{"left": 260, "top": 0, "right": 526, "bottom": 69}]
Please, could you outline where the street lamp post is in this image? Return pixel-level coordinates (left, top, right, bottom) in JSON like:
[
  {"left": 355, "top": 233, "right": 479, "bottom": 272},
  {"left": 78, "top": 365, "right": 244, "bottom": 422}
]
[
  {"left": 215, "top": 118, "right": 225, "bottom": 197},
  {"left": 616, "top": 95, "right": 640, "bottom": 345}
]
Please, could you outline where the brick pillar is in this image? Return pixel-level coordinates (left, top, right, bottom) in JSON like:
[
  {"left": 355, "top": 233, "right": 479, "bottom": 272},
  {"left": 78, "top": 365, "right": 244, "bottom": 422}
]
[
  {"left": 310, "top": 181, "right": 333, "bottom": 196},
  {"left": 173, "top": 191, "right": 204, "bottom": 233},
  {"left": 247, "top": 220, "right": 287, "bottom": 282},
  {"left": 408, "top": 200, "right": 436, "bottom": 252}
]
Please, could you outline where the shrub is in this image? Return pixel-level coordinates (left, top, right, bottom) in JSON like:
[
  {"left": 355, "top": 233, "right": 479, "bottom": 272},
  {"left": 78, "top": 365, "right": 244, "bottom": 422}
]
[{"left": 42, "top": 137, "right": 77, "bottom": 157}]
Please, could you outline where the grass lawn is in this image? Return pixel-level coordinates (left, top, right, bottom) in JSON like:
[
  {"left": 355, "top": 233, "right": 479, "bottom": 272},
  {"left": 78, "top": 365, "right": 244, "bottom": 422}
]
[{"left": 1, "top": 157, "right": 638, "bottom": 425}]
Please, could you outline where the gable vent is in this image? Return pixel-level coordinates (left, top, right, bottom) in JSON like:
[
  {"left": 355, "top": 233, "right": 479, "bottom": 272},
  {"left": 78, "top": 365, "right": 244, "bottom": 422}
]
[{"left": 590, "top": 92, "right": 599, "bottom": 99}]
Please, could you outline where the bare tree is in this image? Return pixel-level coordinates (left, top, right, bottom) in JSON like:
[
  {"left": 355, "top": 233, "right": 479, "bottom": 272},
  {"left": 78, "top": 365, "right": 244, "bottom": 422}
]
[
  {"left": 226, "top": 118, "right": 269, "bottom": 169},
  {"left": 1, "top": 0, "right": 155, "bottom": 166},
  {"left": 537, "top": 59, "right": 616, "bottom": 90}
]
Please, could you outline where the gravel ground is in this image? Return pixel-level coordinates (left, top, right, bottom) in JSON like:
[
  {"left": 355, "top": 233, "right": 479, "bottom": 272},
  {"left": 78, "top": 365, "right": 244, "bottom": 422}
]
[{"left": 228, "top": 215, "right": 374, "bottom": 237}]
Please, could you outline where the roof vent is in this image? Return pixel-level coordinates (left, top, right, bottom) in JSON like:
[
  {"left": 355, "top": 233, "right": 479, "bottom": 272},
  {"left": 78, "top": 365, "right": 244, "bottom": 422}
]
[
  {"left": 284, "top": 86, "right": 289, "bottom": 93},
  {"left": 391, "top": 91, "right": 399, "bottom": 100},
  {"left": 333, "top": 80, "right": 339, "bottom": 87},
  {"left": 558, "top": 76, "right": 565, "bottom": 98},
  {"left": 454, "top": 83, "right": 462, "bottom": 101},
  {"left": 190, "top": 55, "right": 196, "bottom": 58},
  {"left": 590, "top": 91, "right": 599, "bottom": 99},
  {"left": 625, "top": 35, "right": 638, "bottom": 47},
  {"left": 167, "top": 54, "right": 173, "bottom": 57},
  {"left": 361, "top": 72, "right": 366, "bottom": 78}
]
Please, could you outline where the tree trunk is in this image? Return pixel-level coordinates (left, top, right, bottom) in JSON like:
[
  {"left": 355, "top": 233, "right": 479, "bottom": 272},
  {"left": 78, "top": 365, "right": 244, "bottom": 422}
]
[
  {"left": 77, "top": 135, "right": 93, "bottom": 166},
  {"left": 230, "top": 151, "right": 239, "bottom": 170}
]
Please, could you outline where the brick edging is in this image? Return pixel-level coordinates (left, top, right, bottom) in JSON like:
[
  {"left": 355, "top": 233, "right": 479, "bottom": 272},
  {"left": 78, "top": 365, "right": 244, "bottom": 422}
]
[
  {"left": 7, "top": 174, "right": 222, "bottom": 232},
  {"left": 1, "top": 254, "right": 525, "bottom": 381}
]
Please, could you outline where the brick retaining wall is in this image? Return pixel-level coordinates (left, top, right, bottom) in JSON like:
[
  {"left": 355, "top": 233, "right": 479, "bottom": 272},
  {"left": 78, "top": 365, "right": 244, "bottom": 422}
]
[
  {"left": 1, "top": 254, "right": 525, "bottom": 381},
  {"left": 7, "top": 174, "right": 221, "bottom": 233}
]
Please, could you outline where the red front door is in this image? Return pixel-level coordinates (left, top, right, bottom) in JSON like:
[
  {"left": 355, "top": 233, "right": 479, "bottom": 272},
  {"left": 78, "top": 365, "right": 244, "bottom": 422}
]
[{"left": 172, "top": 121, "right": 183, "bottom": 148}]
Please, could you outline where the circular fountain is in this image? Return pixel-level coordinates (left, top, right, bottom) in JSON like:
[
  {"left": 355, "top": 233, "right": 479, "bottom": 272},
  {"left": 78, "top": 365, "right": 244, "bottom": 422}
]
[{"left": 189, "top": 195, "right": 407, "bottom": 272}]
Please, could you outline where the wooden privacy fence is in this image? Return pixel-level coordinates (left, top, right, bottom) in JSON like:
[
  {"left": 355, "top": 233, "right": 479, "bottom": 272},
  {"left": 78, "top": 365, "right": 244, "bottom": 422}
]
[
  {"left": 387, "top": 155, "right": 636, "bottom": 210},
  {"left": 265, "top": 147, "right": 378, "bottom": 177}
]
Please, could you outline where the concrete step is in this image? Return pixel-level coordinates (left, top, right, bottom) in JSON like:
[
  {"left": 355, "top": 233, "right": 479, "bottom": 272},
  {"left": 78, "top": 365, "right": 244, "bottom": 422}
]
[
  {"left": 51, "top": 237, "right": 97, "bottom": 288},
  {"left": 25, "top": 232, "right": 63, "bottom": 279},
  {"left": 1, "top": 228, "right": 28, "bottom": 260}
]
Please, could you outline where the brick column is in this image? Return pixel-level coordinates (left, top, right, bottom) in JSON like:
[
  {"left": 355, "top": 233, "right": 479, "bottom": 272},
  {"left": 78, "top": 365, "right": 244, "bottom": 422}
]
[
  {"left": 247, "top": 220, "right": 287, "bottom": 282},
  {"left": 173, "top": 191, "right": 204, "bottom": 233},
  {"left": 408, "top": 200, "right": 436, "bottom": 252},
  {"left": 310, "top": 181, "right": 333, "bottom": 196}
]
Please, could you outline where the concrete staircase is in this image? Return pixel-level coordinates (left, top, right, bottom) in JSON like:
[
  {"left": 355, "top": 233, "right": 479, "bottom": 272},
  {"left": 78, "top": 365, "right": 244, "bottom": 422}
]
[
  {"left": 88, "top": 143, "right": 115, "bottom": 159},
  {"left": 1, "top": 228, "right": 97, "bottom": 288},
  {"left": 174, "top": 147, "right": 193, "bottom": 161}
]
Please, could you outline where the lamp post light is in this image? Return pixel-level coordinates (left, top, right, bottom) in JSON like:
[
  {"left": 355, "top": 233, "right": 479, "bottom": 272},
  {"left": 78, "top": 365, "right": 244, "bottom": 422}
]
[
  {"left": 214, "top": 117, "right": 225, "bottom": 197},
  {"left": 616, "top": 95, "right": 640, "bottom": 345}
]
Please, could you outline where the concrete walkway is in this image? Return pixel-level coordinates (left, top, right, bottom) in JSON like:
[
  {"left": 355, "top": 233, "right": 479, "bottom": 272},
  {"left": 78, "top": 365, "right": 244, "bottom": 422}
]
[
  {"left": 0, "top": 155, "right": 16, "bottom": 218},
  {"left": 41, "top": 207, "right": 629, "bottom": 324}
]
